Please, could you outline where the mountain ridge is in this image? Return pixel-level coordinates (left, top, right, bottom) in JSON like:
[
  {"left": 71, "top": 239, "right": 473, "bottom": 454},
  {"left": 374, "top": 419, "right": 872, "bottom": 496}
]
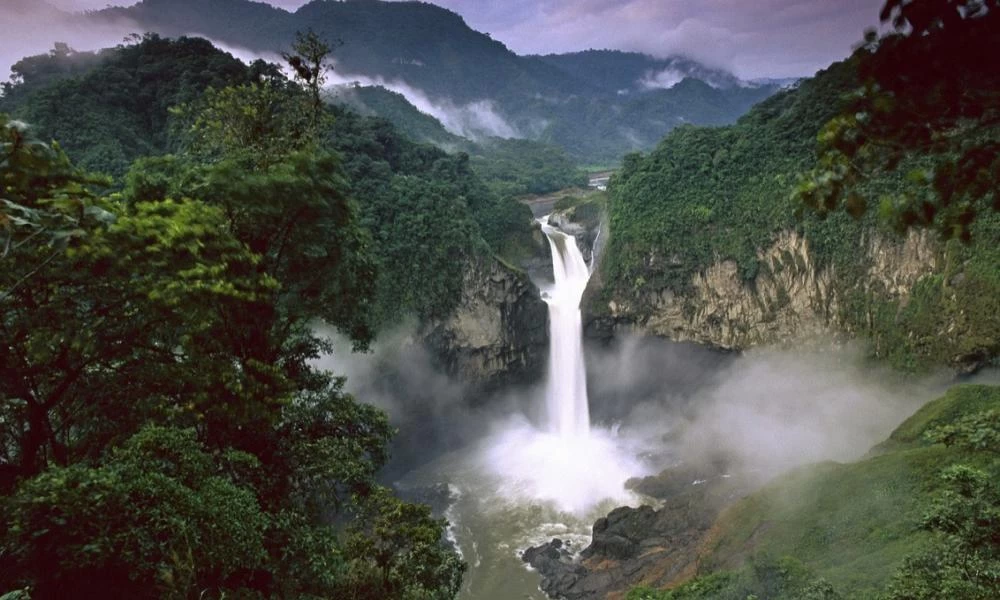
[{"left": 73, "top": 0, "right": 781, "bottom": 162}]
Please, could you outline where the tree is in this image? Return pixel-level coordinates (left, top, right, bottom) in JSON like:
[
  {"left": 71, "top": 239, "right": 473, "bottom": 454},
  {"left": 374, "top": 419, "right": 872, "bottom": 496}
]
[
  {"left": 1, "top": 193, "right": 276, "bottom": 488},
  {"left": 1, "top": 427, "right": 268, "bottom": 599},
  {"left": 883, "top": 465, "right": 1000, "bottom": 599},
  {"left": 283, "top": 29, "right": 341, "bottom": 132},
  {"left": 170, "top": 80, "right": 310, "bottom": 170},
  {"left": 343, "top": 486, "right": 466, "bottom": 600},
  {"left": 882, "top": 409, "right": 1000, "bottom": 599},
  {"left": 795, "top": 0, "right": 1000, "bottom": 240},
  {"left": 0, "top": 115, "right": 109, "bottom": 274},
  {"left": 2, "top": 37, "right": 467, "bottom": 595},
  {"left": 2, "top": 115, "right": 279, "bottom": 488}
]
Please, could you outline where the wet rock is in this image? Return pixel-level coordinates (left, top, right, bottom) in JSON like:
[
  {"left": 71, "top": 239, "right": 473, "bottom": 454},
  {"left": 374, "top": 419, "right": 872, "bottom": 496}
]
[
  {"left": 531, "top": 469, "right": 758, "bottom": 600},
  {"left": 582, "top": 506, "right": 656, "bottom": 561},
  {"left": 523, "top": 539, "right": 588, "bottom": 599}
]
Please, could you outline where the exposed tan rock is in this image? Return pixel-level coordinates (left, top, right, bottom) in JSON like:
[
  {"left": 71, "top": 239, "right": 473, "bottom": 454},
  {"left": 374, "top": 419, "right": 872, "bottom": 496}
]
[{"left": 604, "top": 229, "right": 939, "bottom": 350}]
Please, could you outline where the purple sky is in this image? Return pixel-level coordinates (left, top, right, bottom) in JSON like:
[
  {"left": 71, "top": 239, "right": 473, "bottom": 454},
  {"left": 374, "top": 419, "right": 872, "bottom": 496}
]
[{"left": 40, "top": 0, "right": 885, "bottom": 78}]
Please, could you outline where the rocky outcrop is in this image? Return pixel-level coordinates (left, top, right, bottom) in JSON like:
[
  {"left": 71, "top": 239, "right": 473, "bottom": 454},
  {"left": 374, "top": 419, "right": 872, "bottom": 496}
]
[
  {"left": 525, "top": 466, "right": 757, "bottom": 600},
  {"left": 422, "top": 199, "right": 605, "bottom": 388},
  {"left": 422, "top": 252, "right": 548, "bottom": 387},
  {"left": 595, "top": 229, "right": 940, "bottom": 351}
]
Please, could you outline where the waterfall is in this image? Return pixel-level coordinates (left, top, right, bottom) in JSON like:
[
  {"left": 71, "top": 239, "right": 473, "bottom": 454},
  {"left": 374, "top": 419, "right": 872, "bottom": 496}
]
[
  {"left": 540, "top": 217, "right": 592, "bottom": 438},
  {"left": 461, "top": 216, "right": 648, "bottom": 516}
]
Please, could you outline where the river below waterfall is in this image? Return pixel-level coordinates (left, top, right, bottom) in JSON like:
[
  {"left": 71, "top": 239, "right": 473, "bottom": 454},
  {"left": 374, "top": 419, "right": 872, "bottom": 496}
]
[{"left": 399, "top": 418, "right": 654, "bottom": 600}]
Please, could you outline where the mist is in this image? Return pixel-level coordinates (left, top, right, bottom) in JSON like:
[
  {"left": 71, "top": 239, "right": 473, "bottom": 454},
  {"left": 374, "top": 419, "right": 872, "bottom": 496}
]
[
  {"left": 311, "top": 323, "right": 538, "bottom": 477},
  {"left": 313, "top": 322, "right": 972, "bottom": 497},
  {"left": 601, "top": 340, "right": 951, "bottom": 480},
  {"left": 325, "top": 65, "right": 520, "bottom": 140},
  {"left": 0, "top": 4, "right": 139, "bottom": 83},
  {"left": 203, "top": 40, "right": 522, "bottom": 140}
]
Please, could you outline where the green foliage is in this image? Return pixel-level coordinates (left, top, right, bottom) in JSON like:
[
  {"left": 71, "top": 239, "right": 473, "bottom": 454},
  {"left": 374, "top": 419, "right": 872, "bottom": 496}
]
[
  {"left": 795, "top": 0, "right": 1000, "bottom": 241},
  {"left": 1, "top": 114, "right": 111, "bottom": 274},
  {"left": 283, "top": 29, "right": 339, "bottom": 132},
  {"left": 648, "top": 385, "right": 1000, "bottom": 599},
  {"left": 927, "top": 409, "right": 1000, "bottom": 453},
  {"left": 124, "top": 149, "right": 376, "bottom": 344},
  {"left": 277, "top": 384, "right": 393, "bottom": 516},
  {"left": 171, "top": 81, "right": 312, "bottom": 169},
  {"left": 0, "top": 35, "right": 253, "bottom": 177},
  {"left": 323, "top": 104, "right": 533, "bottom": 324},
  {"left": 0, "top": 42, "right": 108, "bottom": 102},
  {"left": 602, "top": 29, "right": 1000, "bottom": 369},
  {"left": 884, "top": 467, "right": 999, "bottom": 598},
  {"left": 2, "top": 120, "right": 276, "bottom": 484},
  {"left": 330, "top": 85, "right": 462, "bottom": 147},
  {"left": 469, "top": 137, "right": 588, "bottom": 198},
  {"left": 343, "top": 486, "right": 466, "bottom": 600},
  {"left": 2, "top": 426, "right": 268, "bottom": 599},
  {"left": 883, "top": 416, "right": 1000, "bottom": 599},
  {"left": 627, "top": 557, "right": 841, "bottom": 600},
  {"left": 886, "top": 385, "right": 1000, "bottom": 448},
  {"left": 1, "top": 42, "right": 466, "bottom": 596},
  {"left": 626, "top": 556, "right": 841, "bottom": 600},
  {"left": 605, "top": 57, "right": 866, "bottom": 295},
  {"left": 87, "top": 0, "right": 781, "bottom": 165},
  {"left": 2, "top": 33, "right": 534, "bottom": 333},
  {"left": 364, "top": 175, "right": 478, "bottom": 324}
]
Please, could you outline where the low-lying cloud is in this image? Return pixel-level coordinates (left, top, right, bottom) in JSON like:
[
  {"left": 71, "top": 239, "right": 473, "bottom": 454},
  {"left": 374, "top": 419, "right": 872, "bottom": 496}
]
[
  {"left": 189, "top": 40, "right": 523, "bottom": 140},
  {"left": 638, "top": 67, "right": 686, "bottom": 90},
  {"left": 602, "top": 340, "right": 957, "bottom": 480},
  {"left": 0, "top": 4, "right": 139, "bottom": 84},
  {"left": 325, "top": 66, "right": 520, "bottom": 140},
  {"left": 432, "top": 0, "right": 885, "bottom": 79},
  {"left": 26, "top": 0, "right": 886, "bottom": 80}
]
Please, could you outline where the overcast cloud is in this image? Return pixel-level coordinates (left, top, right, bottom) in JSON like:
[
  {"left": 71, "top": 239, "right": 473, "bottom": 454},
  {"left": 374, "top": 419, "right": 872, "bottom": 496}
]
[{"left": 14, "top": 0, "right": 884, "bottom": 79}]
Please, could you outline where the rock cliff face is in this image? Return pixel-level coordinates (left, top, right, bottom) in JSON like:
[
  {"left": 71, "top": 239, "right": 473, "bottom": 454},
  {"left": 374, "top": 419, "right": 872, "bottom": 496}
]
[
  {"left": 422, "top": 252, "right": 548, "bottom": 387},
  {"left": 593, "top": 229, "right": 940, "bottom": 351}
]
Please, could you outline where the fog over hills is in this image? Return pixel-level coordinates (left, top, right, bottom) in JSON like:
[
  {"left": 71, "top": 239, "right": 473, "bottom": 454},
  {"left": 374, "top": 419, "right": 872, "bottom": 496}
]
[{"left": 1, "top": 0, "right": 785, "bottom": 162}]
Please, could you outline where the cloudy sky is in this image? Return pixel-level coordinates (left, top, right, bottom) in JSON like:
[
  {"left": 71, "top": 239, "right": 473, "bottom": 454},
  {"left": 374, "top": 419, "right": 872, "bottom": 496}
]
[{"left": 34, "top": 0, "right": 885, "bottom": 79}]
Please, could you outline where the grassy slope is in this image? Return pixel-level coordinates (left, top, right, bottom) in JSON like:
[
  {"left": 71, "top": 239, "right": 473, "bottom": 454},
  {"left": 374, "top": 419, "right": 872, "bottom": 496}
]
[{"left": 682, "top": 385, "right": 1000, "bottom": 598}]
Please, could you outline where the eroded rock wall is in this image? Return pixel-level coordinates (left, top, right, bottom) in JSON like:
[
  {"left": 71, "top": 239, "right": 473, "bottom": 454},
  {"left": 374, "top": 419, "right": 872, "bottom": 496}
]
[
  {"left": 596, "top": 229, "right": 940, "bottom": 351},
  {"left": 422, "top": 252, "right": 548, "bottom": 388}
]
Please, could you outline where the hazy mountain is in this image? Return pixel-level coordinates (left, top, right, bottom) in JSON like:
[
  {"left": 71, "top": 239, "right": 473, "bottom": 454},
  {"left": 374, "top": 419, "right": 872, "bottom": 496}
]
[
  {"left": 535, "top": 50, "right": 745, "bottom": 93},
  {"left": 92, "top": 0, "right": 583, "bottom": 102},
  {"left": 78, "top": 0, "right": 781, "bottom": 163}
]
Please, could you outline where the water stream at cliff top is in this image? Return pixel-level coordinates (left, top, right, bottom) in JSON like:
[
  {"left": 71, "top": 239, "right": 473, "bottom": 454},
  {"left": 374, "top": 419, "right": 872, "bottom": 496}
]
[{"left": 399, "top": 215, "right": 652, "bottom": 599}]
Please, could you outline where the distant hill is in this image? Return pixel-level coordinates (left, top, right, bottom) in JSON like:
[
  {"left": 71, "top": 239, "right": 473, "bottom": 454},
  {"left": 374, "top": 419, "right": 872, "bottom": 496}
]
[
  {"left": 69, "top": 0, "right": 783, "bottom": 164},
  {"left": 92, "top": 0, "right": 581, "bottom": 103},
  {"left": 536, "top": 50, "right": 745, "bottom": 93},
  {"left": 328, "top": 84, "right": 463, "bottom": 148}
]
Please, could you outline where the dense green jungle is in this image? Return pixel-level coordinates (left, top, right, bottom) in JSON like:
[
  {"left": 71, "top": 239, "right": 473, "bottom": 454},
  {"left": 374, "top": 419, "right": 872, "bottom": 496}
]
[{"left": 1, "top": 1, "right": 998, "bottom": 599}]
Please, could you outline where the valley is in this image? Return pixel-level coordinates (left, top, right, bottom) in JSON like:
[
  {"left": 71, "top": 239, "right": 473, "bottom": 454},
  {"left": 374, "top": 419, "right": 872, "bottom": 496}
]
[{"left": 1, "top": 1, "right": 998, "bottom": 600}]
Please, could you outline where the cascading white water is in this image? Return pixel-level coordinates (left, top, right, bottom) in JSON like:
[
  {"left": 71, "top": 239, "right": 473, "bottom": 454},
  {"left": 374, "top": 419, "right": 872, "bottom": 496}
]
[
  {"left": 393, "top": 213, "right": 652, "bottom": 599},
  {"left": 539, "top": 218, "right": 592, "bottom": 438}
]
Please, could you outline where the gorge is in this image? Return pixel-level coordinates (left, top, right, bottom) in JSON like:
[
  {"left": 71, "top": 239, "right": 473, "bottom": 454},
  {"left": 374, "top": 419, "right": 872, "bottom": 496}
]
[{"left": 2, "top": 2, "right": 998, "bottom": 599}]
